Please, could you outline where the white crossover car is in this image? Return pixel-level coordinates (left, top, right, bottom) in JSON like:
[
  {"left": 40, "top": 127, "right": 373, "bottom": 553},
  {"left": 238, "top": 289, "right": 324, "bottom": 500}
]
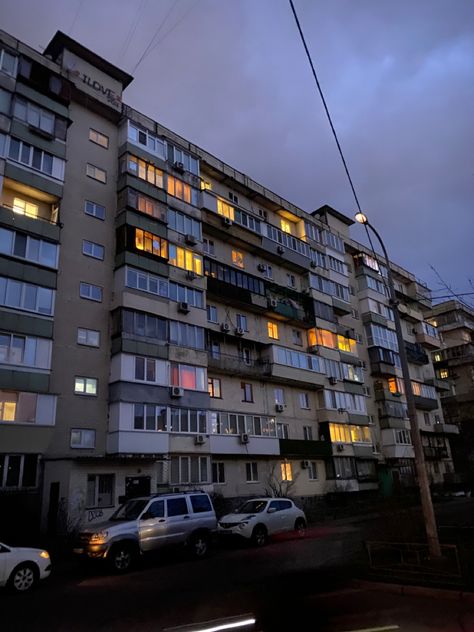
[
  {"left": 0, "top": 542, "right": 52, "bottom": 592},
  {"left": 218, "top": 498, "right": 307, "bottom": 546}
]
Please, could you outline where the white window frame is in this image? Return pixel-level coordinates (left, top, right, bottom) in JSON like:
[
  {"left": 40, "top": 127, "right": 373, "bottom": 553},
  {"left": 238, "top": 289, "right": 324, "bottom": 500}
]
[
  {"left": 245, "top": 461, "right": 258, "bottom": 482},
  {"left": 212, "top": 461, "right": 225, "bottom": 484},
  {"left": 88, "top": 128, "right": 109, "bottom": 149},
  {"left": 86, "top": 163, "right": 107, "bottom": 183},
  {"left": 84, "top": 200, "right": 105, "bottom": 220},
  {"left": 82, "top": 240, "right": 105, "bottom": 260},
  {"left": 79, "top": 282, "right": 103, "bottom": 302},
  {"left": 74, "top": 376, "right": 98, "bottom": 396},
  {"left": 86, "top": 473, "right": 114, "bottom": 508},
  {"left": 77, "top": 328, "right": 100, "bottom": 347}
]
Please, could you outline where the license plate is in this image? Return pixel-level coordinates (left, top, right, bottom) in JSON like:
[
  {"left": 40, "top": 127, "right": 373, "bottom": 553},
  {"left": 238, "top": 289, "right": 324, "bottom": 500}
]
[{"left": 73, "top": 548, "right": 84, "bottom": 554}]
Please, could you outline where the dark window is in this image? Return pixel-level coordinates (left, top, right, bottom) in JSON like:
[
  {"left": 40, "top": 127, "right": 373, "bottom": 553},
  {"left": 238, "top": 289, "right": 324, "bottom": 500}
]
[
  {"left": 147, "top": 500, "right": 164, "bottom": 518},
  {"left": 277, "top": 500, "right": 292, "bottom": 511},
  {"left": 167, "top": 497, "right": 189, "bottom": 517},
  {"left": 22, "top": 455, "right": 38, "bottom": 487},
  {"left": 190, "top": 494, "right": 212, "bottom": 513}
]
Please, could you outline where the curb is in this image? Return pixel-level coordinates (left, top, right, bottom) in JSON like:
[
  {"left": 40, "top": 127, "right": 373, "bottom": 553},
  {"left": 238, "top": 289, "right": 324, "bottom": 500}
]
[{"left": 352, "top": 579, "right": 474, "bottom": 603}]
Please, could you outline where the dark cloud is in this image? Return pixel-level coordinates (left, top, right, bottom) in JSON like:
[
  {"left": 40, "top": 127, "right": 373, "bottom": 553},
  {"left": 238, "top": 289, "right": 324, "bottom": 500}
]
[{"left": 3, "top": 0, "right": 473, "bottom": 299}]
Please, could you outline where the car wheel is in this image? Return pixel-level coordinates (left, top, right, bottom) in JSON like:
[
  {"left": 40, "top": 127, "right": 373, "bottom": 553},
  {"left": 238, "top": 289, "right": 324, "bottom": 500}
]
[
  {"left": 190, "top": 532, "right": 209, "bottom": 558},
  {"left": 8, "top": 563, "right": 38, "bottom": 593},
  {"left": 108, "top": 543, "right": 135, "bottom": 573},
  {"left": 295, "top": 518, "right": 306, "bottom": 537},
  {"left": 252, "top": 525, "right": 268, "bottom": 547}
]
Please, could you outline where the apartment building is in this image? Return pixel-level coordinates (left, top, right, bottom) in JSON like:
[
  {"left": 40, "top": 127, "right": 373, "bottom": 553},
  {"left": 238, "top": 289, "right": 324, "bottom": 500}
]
[
  {"left": 426, "top": 300, "right": 474, "bottom": 481},
  {"left": 0, "top": 29, "right": 456, "bottom": 537}
]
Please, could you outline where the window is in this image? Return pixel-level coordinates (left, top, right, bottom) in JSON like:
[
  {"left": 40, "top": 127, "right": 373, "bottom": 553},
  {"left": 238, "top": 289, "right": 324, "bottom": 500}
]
[
  {"left": 84, "top": 200, "right": 105, "bottom": 220},
  {"left": 170, "top": 363, "right": 206, "bottom": 391},
  {"left": 210, "top": 341, "right": 220, "bottom": 359},
  {"left": 337, "top": 334, "right": 357, "bottom": 354},
  {"left": 12, "top": 197, "right": 38, "bottom": 218},
  {"left": 231, "top": 249, "right": 244, "bottom": 268},
  {"left": 86, "top": 474, "right": 114, "bottom": 507},
  {"left": 126, "top": 267, "right": 203, "bottom": 308},
  {"left": 168, "top": 244, "right": 203, "bottom": 275},
  {"left": 170, "top": 456, "right": 209, "bottom": 484},
  {"left": 266, "top": 223, "right": 310, "bottom": 257},
  {"left": 119, "top": 309, "right": 167, "bottom": 342},
  {"left": 0, "top": 48, "right": 17, "bottom": 77},
  {"left": 217, "top": 199, "right": 234, "bottom": 221},
  {"left": 439, "top": 369, "right": 449, "bottom": 379},
  {"left": 134, "top": 404, "right": 166, "bottom": 431},
  {"left": 328, "top": 256, "right": 348, "bottom": 275},
  {"left": 308, "top": 461, "right": 318, "bottom": 480},
  {"left": 365, "top": 324, "right": 398, "bottom": 352},
  {"left": 122, "top": 154, "right": 163, "bottom": 188},
  {"left": 134, "top": 356, "right": 158, "bottom": 383},
  {"left": 82, "top": 240, "right": 104, "bottom": 260},
  {"left": 204, "top": 258, "right": 266, "bottom": 295},
  {"left": 333, "top": 457, "right": 356, "bottom": 479},
  {"left": 287, "top": 273, "right": 296, "bottom": 288},
  {"left": 267, "top": 322, "right": 279, "bottom": 340},
  {"left": 0, "top": 276, "right": 55, "bottom": 316},
  {"left": 423, "top": 412, "right": 431, "bottom": 426},
  {"left": 127, "top": 121, "right": 167, "bottom": 159},
  {"left": 80, "top": 282, "right": 102, "bottom": 302},
  {"left": 0, "top": 391, "right": 17, "bottom": 421},
  {"left": 77, "top": 328, "right": 100, "bottom": 347},
  {"left": 303, "top": 425, "right": 313, "bottom": 440},
  {"left": 169, "top": 321, "right": 205, "bottom": 349},
  {"left": 292, "top": 330, "right": 303, "bottom": 346},
  {"left": 8, "top": 136, "right": 65, "bottom": 180},
  {"left": 277, "top": 423, "right": 289, "bottom": 439},
  {"left": 299, "top": 393, "right": 310, "bottom": 409},
  {"left": 207, "top": 305, "right": 218, "bottom": 322},
  {"left": 169, "top": 408, "right": 206, "bottom": 433},
  {"left": 86, "top": 163, "right": 106, "bottom": 183},
  {"left": 263, "top": 264, "right": 273, "bottom": 279},
  {"left": 74, "top": 377, "right": 98, "bottom": 396},
  {"left": 274, "top": 388, "right": 285, "bottom": 405},
  {"left": 135, "top": 229, "right": 168, "bottom": 260},
  {"left": 13, "top": 97, "right": 67, "bottom": 138},
  {"left": 208, "top": 377, "right": 221, "bottom": 398},
  {"left": 0, "top": 226, "right": 58, "bottom": 268},
  {"left": 0, "top": 454, "right": 38, "bottom": 489},
  {"left": 309, "top": 273, "right": 350, "bottom": 302},
  {"left": 70, "top": 429, "right": 96, "bottom": 448},
  {"left": 275, "top": 346, "right": 324, "bottom": 373},
  {"left": 167, "top": 175, "right": 199, "bottom": 205},
  {"left": 236, "top": 314, "right": 248, "bottom": 331},
  {"left": 89, "top": 128, "right": 109, "bottom": 148},
  {"left": 212, "top": 462, "right": 225, "bottom": 484},
  {"left": 173, "top": 147, "right": 200, "bottom": 175},
  {"left": 0, "top": 332, "right": 51, "bottom": 370},
  {"left": 324, "top": 390, "right": 367, "bottom": 414},
  {"left": 168, "top": 208, "right": 201, "bottom": 240},
  {"left": 0, "top": 87, "right": 11, "bottom": 115},
  {"left": 281, "top": 219, "right": 292, "bottom": 234},
  {"left": 280, "top": 461, "right": 292, "bottom": 481},
  {"left": 228, "top": 191, "right": 238, "bottom": 204},
  {"left": 203, "top": 238, "right": 215, "bottom": 256},
  {"left": 241, "top": 382, "right": 253, "bottom": 402},
  {"left": 246, "top": 462, "right": 258, "bottom": 482}
]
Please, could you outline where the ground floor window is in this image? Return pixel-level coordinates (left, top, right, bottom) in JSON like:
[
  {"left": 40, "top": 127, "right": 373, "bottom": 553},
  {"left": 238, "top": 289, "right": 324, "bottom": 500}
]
[
  {"left": 0, "top": 454, "right": 38, "bottom": 488},
  {"left": 86, "top": 474, "right": 114, "bottom": 508},
  {"left": 308, "top": 461, "right": 318, "bottom": 480},
  {"left": 212, "top": 462, "right": 225, "bottom": 484},
  {"left": 246, "top": 462, "right": 258, "bottom": 482},
  {"left": 170, "top": 456, "right": 208, "bottom": 484}
]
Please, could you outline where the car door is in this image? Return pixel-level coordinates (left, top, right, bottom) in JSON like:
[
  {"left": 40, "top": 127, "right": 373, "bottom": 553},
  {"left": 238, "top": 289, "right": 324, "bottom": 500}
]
[
  {"left": 277, "top": 500, "right": 295, "bottom": 531},
  {"left": 138, "top": 499, "right": 166, "bottom": 552},
  {"left": 165, "top": 497, "right": 191, "bottom": 544},
  {"left": 0, "top": 543, "right": 9, "bottom": 586},
  {"left": 266, "top": 500, "right": 285, "bottom": 534}
]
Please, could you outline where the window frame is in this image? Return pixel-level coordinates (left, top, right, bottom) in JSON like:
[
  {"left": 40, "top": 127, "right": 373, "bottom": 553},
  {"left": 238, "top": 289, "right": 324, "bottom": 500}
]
[
  {"left": 86, "top": 163, "right": 107, "bottom": 183},
  {"left": 88, "top": 128, "right": 109, "bottom": 149}
]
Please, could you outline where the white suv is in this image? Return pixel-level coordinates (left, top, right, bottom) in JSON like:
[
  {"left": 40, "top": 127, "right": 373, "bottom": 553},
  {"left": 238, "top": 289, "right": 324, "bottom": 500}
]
[{"left": 218, "top": 498, "right": 306, "bottom": 546}]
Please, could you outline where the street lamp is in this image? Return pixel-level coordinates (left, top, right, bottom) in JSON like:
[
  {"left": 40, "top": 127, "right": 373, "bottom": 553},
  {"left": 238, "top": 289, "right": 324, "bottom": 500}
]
[{"left": 355, "top": 211, "right": 441, "bottom": 558}]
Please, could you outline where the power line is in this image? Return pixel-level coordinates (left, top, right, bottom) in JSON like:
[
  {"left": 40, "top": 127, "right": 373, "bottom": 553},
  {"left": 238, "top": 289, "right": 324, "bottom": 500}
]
[
  {"left": 118, "top": 0, "right": 149, "bottom": 63},
  {"left": 131, "top": 0, "right": 179, "bottom": 74},
  {"left": 68, "top": 0, "right": 86, "bottom": 36}
]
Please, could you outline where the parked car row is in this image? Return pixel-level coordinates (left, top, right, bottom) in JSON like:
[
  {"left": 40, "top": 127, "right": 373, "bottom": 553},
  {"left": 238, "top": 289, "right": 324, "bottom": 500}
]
[{"left": 1, "top": 493, "right": 307, "bottom": 591}]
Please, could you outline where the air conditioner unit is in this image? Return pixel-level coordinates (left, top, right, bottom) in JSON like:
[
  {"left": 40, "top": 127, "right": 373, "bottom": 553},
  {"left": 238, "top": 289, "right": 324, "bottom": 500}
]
[
  {"left": 173, "top": 161, "right": 185, "bottom": 173},
  {"left": 310, "top": 261, "right": 317, "bottom": 268},
  {"left": 257, "top": 263, "right": 267, "bottom": 272},
  {"left": 240, "top": 433, "right": 250, "bottom": 444},
  {"left": 277, "top": 245, "right": 285, "bottom": 255},
  {"left": 275, "top": 403, "right": 284, "bottom": 413},
  {"left": 301, "top": 460, "right": 310, "bottom": 469},
  {"left": 222, "top": 216, "right": 233, "bottom": 227},
  {"left": 337, "top": 407, "right": 347, "bottom": 414},
  {"left": 178, "top": 301, "right": 190, "bottom": 314},
  {"left": 170, "top": 386, "right": 184, "bottom": 398},
  {"left": 194, "top": 434, "right": 205, "bottom": 445},
  {"left": 268, "top": 298, "right": 278, "bottom": 309},
  {"left": 235, "top": 327, "right": 245, "bottom": 336},
  {"left": 329, "top": 376, "right": 338, "bottom": 385},
  {"left": 336, "top": 443, "right": 345, "bottom": 452},
  {"left": 220, "top": 323, "right": 230, "bottom": 333},
  {"left": 185, "top": 234, "right": 197, "bottom": 246},
  {"left": 186, "top": 270, "right": 196, "bottom": 280}
]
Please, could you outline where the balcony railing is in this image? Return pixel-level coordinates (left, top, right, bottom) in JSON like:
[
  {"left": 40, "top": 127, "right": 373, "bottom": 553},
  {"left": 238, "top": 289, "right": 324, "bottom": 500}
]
[
  {"left": 207, "top": 353, "right": 270, "bottom": 377},
  {"left": 1, "top": 201, "right": 58, "bottom": 225}
]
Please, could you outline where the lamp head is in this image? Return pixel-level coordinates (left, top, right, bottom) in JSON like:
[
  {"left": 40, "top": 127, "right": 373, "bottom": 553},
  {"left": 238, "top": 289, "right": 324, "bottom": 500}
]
[{"left": 354, "top": 212, "right": 369, "bottom": 225}]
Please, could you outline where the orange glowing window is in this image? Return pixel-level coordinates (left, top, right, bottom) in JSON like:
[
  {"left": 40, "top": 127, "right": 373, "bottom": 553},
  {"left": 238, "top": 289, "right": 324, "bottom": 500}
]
[
  {"left": 316, "top": 329, "right": 336, "bottom": 348},
  {"left": 232, "top": 250, "right": 244, "bottom": 268},
  {"left": 280, "top": 219, "right": 292, "bottom": 234},
  {"left": 135, "top": 229, "right": 168, "bottom": 259},
  {"left": 217, "top": 199, "right": 234, "bottom": 221},
  {"left": 168, "top": 175, "right": 191, "bottom": 203},
  {"left": 337, "top": 335, "right": 356, "bottom": 354},
  {"left": 267, "top": 322, "right": 279, "bottom": 340},
  {"left": 388, "top": 378, "right": 404, "bottom": 394},
  {"left": 280, "top": 462, "right": 292, "bottom": 481}
]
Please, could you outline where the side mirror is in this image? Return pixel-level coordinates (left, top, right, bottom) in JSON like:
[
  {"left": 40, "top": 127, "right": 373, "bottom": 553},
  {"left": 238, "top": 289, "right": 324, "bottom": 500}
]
[{"left": 267, "top": 507, "right": 276, "bottom": 514}]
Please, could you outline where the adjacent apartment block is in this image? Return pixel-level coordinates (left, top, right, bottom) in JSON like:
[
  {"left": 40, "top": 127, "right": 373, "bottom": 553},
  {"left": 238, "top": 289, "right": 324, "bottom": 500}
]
[
  {"left": 426, "top": 300, "right": 474, "bottom": 482},
  {"left": 0, "top": 29, "right": 458, "bottom": 537}
]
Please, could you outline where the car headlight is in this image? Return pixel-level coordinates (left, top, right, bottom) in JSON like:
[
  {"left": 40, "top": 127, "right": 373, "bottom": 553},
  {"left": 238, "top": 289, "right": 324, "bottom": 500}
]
[
  {"left": 90, "top": 530, "right": 108, "bottom": 544},
  {"left": 39, "top": 550, "right": 50, "bottom": 559}
]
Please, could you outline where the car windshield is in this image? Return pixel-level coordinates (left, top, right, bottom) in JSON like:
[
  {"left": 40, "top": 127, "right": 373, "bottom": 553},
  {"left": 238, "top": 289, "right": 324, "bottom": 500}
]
[
  {"left": 110, "top": 498, "right": 149, "bottom": 520},
  {"left": 236, "top": 500, "right": 267, "bottom": 514}
]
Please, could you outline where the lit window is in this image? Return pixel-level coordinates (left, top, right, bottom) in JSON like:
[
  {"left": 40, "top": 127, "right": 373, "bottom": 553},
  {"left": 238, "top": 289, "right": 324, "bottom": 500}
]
[
  {"left": 135, "top": 229, "right": 168, "bottom": 259},
  {"left": 88, "top": 129, "right": 109, "bottom": 149},
  {"left": 217, "top": 199, "right": 234, "bottom": 220},
  {"left": 337, "top": 334, "right": 357, "bottom": 353},
  {"left": 201, "top": 180, "right": 212, "bottom": 191},
  {"left": 433, "top": 353, "right": 442, "bottom": 363},
  {"left": 167, "top": 175, "right": 197, "bottom": 205},
  {"left": 86, "top": 163, "right": 106, "bottom": 183},
  {"left": 168, "top": 244, "right": 202, "bottom": 275},
  {"left": 232, "top": 250, "right": 244, "bottom": 268},
  {"left": 0, "top": 391, "right": 17, "bottom": 421},
  {"left": 439, "top": 369, "right": 449, "bottom": 379},
  {"left": 280, "top": 219, "right": 292, "bottom": 234},
  {"left": 12, "top": 197, "right": 38, "bottom": 219},
  {"left": 208, "top": 377, "right": 221, "bottom": 398},
  {"left": 267, "top": 322, "right": 279, "bottom": 340},
  {"left": 74, "top": 377, "right": 98, "bottom": 396},
  {"left": 281, "top": 461, "right": 293, "bottom": 481}
]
